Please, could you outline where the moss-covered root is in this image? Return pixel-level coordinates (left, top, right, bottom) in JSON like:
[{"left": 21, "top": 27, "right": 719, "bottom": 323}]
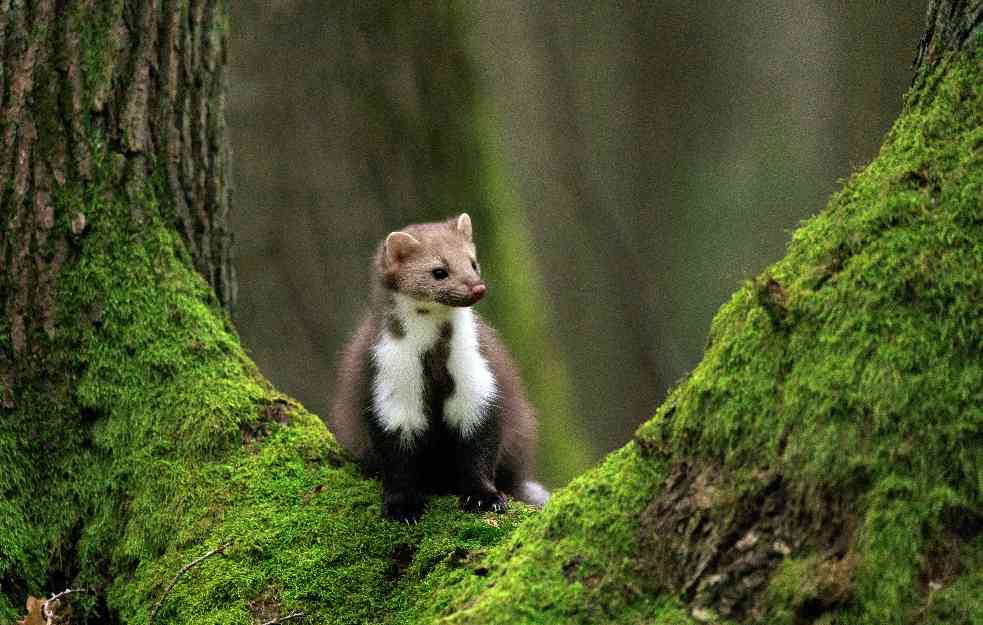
[
  {"left": 419, "top": 45, "right": 983, "bottom": 625},
  {"left": 414, "top": 445, "right": 696, "bottom": 625}
]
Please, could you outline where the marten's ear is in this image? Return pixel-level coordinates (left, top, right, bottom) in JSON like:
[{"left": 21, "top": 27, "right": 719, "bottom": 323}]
[
  {"left": 455, "top": 213, "right": 473, "bottom": 240},
  {"left": 385, "top": 231, "right": 421, "bottom": 267}
]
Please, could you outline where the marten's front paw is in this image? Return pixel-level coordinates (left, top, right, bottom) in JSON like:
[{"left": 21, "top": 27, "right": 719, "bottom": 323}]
[
  {"left": 460, "top": 491, "right": 508, "bottom": 513},
  {"left": 383, "top": 492, "right": 425, "bottom": 524}
]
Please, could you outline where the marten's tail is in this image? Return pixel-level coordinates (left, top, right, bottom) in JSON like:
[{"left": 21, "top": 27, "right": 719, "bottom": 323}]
[{"left": 514, "top": 480, "right": 550, "bottom": 508}]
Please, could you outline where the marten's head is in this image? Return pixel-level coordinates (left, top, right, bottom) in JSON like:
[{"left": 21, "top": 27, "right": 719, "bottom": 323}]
[{"left": 379, "top": 214, "right": 486, "bottom": 308}]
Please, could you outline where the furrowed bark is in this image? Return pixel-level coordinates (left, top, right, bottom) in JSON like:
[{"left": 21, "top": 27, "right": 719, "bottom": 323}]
[
  {"left": 915, "top": 0, "right": 983, "bottom": 68},
  {"left": 0, "top": 0, "right": 234, "bottom": 342},
  {"left": 1, "top": 1, "right": 237, "bottom": 620}
]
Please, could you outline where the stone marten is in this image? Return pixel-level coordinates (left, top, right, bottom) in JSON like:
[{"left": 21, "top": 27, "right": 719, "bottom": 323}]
[{"left": 330, "top": 214, "right": 549, "bottom": 522}]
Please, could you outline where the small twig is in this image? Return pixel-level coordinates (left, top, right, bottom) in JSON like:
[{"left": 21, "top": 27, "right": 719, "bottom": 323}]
[
  {"left": 42, "top": 588, "right": 90, "bottom": 625},
  {"left": 261, "top": 613, "right": 305, "bottom": 625},
  {"left": 148, "top": 543, "right": 229, "bottom": 625}
]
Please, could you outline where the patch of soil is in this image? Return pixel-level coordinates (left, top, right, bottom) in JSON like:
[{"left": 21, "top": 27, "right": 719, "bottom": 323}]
[
  {"left": 249, "top": 587, "right": 282, "bottom": 624},
  {"left": 241, "top": 399, "right": 291, "bottom": 445},
  {"left": 386, "top": 542, "right": 418, "bottom": 582}
]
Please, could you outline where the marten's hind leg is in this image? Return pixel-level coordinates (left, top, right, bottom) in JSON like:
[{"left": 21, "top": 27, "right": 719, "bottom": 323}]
[{"left": 454, "top": 420, "right": 508, "bottom": 512}]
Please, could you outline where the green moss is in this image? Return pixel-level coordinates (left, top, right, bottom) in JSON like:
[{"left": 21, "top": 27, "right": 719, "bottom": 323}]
[
  {"left": 918, "top": 538, "right": 983, "bottom": 625},
  {"left": 766, "top": 555, "right": 853, "bottom": 625},
  {"left": 403, "top": 444, "right": 695, "bottom": 625},
  {"left": 108, "top": 419, "right": 533, "bottom": 625},
  {"left": 75, "top": 0, "right": 124, "bottom": 112}
]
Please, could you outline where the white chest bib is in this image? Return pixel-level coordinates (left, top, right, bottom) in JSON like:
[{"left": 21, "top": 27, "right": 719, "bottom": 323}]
[{"left": 370, "top": 295, "right": 497, "bottom": 446}]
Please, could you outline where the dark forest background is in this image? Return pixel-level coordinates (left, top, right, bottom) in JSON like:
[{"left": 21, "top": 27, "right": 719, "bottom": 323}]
[{"left": 227, "top": 1, "right": 924, "bottom": 487}]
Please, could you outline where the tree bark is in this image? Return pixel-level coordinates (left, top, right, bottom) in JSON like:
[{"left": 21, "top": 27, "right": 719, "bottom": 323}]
[
  {"left": 1, "top": 1, "right": 981, "bottom": 624},
  {"left": 915, "top": 0, "right": 983, "bottom": 68},
  {"left": 1, "top": 0, "right": 234, "bottom": 355},
  {"left": 1, "top": 0, "right": 237, "bottom": 619}
]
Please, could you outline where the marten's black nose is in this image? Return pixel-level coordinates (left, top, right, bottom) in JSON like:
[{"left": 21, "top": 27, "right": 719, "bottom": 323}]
[{"left": 470, "top": 284, "right": 487, "bottom": 301}]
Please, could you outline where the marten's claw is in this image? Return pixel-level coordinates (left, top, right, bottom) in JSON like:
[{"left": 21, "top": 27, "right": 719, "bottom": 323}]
[
  {"left": 460, "top": 491, "right": 507, "bottom": 513},
  {"left": 384, "top": 492, "right": 425, "bottom": 523}
]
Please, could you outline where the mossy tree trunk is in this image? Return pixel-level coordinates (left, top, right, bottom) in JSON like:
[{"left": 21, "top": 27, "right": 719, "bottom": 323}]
[
  {"left": 0, "top": 0, "right": 235, "bottom": 390},
  {"left": 1, "top": 0, "right": 238, "bottom": 619},
  {"left": 0, "top": 0, "right": 235, "bottom": 355},
  {"left": 1, "top": 1, "right": 981, "bottom": 625}
]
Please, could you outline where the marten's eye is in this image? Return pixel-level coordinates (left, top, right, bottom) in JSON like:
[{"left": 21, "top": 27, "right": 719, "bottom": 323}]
[
  {"left": 470, "top": 259, "right": 479, "bottom": 272},
  {"left": 431, "top": 268, "right": 449, "bottom": 280}
]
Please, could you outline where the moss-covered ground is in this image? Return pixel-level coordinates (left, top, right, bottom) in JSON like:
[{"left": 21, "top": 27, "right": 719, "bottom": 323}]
[{"left": 1, "top": 26, "right": 980, "bottom": 625}]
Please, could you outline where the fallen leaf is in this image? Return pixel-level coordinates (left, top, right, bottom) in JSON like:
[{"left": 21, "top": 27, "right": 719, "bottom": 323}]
[{"left": 20, "top": 596, "right": 44, "bottom": 625}]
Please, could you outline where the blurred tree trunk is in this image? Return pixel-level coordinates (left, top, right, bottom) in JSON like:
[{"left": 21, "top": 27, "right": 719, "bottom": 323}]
[
  {"left": 229, "top": 0, "right": 591, "bottom": 484},
  {"left": 3, "top": 1, "right": 982, "bottom": 624}
]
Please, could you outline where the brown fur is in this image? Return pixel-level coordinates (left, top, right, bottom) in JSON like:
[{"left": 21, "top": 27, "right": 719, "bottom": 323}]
[
  {"left": 373, "top": 217, "right": 483, "bottom": 308},
  {"left": 330, "top": 313, "right": 377, "bottom": 460},
  {"left": 476, "top": 321, "right": 537, "bottom": 492}
]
